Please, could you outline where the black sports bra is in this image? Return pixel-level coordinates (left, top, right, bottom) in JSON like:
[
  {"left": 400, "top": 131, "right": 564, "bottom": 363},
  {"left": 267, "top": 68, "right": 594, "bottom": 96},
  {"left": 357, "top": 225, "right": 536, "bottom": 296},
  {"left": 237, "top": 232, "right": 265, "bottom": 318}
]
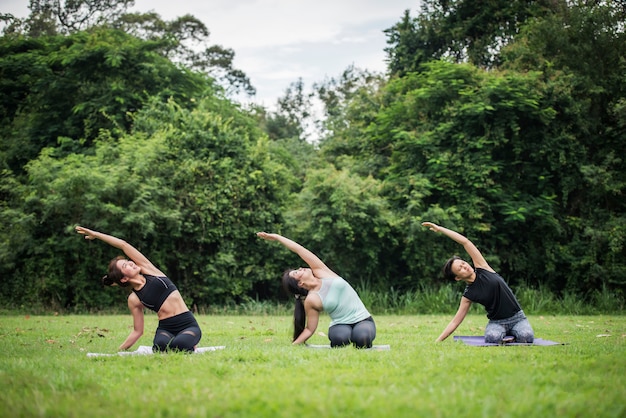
[{"left": 133, "top": 275, "right": 178, "bottom": 312}]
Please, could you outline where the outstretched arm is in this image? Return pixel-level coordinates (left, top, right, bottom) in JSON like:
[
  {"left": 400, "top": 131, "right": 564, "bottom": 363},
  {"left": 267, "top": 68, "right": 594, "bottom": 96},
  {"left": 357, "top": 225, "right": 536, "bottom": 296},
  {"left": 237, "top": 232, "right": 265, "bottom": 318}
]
[
  {"left": 75, "top": 226, "right": 164, "bottom": 276},
  {"left": 421, "top": 222, "right": 491, "bottom": 271},
  {"left": 118, "top": 293, "right": 145, "bottom": 350},
  {"left": 256, "top": 232, "right": 337, "bottom": 278},
  {"left": 292, "top": 302, "right": 320, "bottom": 345},
  {"left": 436, "top": 297, "right": 472, "bottom": 342}
]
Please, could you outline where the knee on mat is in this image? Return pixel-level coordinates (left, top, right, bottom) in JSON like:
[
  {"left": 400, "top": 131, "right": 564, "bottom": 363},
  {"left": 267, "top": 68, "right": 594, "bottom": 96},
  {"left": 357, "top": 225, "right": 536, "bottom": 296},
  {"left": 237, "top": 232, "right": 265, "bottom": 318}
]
[
  {"left": 352, "top": 333, "right": 374, "bottom": 349},
  {"left": 153, "top": 332, "right": 173, "bottom": 352},
  {"left": 330, "top": 338, "right": 351, "bottom": 348},
  {"left": 153, "top": 342, "right": 168, "bottom": 352},
  {"left": 514, "top": 331, "right": 534, "bottom": 343},
  {"left": 484, "top": 331, "right": 505, "bottom": 344},
  {"left": 353, "top": 340, "right": 373, "bottom": 349}
]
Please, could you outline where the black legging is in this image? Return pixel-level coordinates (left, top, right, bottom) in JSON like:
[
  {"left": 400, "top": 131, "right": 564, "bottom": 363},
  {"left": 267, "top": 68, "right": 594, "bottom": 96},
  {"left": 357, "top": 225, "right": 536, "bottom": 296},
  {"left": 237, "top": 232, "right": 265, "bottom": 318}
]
[
  {"left": 153, "top": 311, "right": 202, "bottom": 352},
  {"left": 328, "top": 316, "right": 376, "bottom": 348}
]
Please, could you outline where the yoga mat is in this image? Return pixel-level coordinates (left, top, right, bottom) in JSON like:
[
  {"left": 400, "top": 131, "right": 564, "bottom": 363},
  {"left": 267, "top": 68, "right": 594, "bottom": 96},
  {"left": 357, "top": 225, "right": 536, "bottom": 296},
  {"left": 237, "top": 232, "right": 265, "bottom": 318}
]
[
  {"left": 306, "top": 344, "right": 390, "bottom": 351},
  {"left": 87, "top": 345, "right": 225, "bottom": 357},
  {"left": 453, "top": 336, "right": 563, "bottom": 346}
]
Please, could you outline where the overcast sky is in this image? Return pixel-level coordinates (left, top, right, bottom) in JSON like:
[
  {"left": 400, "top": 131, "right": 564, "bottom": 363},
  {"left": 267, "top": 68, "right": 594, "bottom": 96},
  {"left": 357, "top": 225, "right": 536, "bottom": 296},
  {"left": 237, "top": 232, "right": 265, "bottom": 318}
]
[{"left": 2, "top": 0, "right": 419, "bottom": 108}]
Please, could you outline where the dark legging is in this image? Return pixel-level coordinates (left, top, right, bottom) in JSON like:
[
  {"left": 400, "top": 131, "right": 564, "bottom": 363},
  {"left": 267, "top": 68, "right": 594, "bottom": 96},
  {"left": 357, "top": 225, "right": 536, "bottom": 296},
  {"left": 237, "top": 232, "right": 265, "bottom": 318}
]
[
  {"left": 328, "top": 316, "right": 376, "bottom": 348},
  {"left": 153, "top": 311, "right": 202, "bottom": 352}
]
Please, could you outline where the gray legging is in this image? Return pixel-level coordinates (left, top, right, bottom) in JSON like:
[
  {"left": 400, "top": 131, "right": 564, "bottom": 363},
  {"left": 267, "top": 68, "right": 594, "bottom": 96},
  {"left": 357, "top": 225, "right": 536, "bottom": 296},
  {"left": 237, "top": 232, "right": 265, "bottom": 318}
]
[
  {"left": 328, "top": 316, "right": 376, "bottom": 348},
  {"left": 484, "top": 310, "right": 534, "bottom": 343}
]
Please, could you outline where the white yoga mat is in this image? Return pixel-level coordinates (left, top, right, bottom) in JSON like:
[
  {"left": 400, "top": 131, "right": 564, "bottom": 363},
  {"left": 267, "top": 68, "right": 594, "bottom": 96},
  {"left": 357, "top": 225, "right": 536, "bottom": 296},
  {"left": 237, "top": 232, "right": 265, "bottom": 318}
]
[
  {"left": 306, "top": 344, "right": 390, "bottom": 351},
  {"left": 87, "top": 345, "right": 225, "bottom": 357}
]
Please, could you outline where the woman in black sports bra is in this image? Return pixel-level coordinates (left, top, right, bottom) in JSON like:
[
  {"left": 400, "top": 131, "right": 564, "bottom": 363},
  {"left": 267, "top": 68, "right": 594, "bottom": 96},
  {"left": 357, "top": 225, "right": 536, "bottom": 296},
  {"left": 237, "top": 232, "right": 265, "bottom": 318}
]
[{"left": 76, "top": 226, "right": 202, "bottom": 352}]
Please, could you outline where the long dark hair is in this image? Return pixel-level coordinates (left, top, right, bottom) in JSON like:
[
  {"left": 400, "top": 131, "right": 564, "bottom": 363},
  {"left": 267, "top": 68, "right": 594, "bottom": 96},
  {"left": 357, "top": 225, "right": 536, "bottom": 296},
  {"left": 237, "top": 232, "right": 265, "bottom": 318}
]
[
  {"left": 282, "top": 269, "right": 309, "bottom": 341},
  {"left": 101, "top": 255, "right": 130, "bottom": 287}
]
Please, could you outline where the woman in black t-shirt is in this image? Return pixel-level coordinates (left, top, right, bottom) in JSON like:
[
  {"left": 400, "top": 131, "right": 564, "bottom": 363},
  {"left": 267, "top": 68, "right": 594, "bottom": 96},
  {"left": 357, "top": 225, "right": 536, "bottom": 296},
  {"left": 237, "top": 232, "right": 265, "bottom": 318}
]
[{"left": 422, "top": 222, "right": 534, "bottom": 344}]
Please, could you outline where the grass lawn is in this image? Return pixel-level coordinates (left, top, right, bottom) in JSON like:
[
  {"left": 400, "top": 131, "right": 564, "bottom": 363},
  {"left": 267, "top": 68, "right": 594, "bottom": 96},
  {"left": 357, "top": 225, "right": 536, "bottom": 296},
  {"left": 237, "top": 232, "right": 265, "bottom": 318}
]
[{"left": 0, "top": 313, "right": 624, "bottom": 417}]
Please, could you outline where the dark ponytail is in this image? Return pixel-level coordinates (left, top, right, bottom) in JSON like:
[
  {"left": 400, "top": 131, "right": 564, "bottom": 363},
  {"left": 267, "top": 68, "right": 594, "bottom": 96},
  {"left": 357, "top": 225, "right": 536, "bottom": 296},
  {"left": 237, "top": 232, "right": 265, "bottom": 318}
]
[
  {"left": 102, "top": 255, "right": 130, "bottom": 287},
  {"left": 282, "top": 269, "right": 308, "bottom": 341}
]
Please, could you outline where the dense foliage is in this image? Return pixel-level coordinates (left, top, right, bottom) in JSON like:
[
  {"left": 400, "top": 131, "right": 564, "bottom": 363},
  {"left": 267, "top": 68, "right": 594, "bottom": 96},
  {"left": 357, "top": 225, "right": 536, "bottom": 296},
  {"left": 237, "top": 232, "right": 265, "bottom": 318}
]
[{"left": 0, "top": 0, "right": 624, "bottom": 311}]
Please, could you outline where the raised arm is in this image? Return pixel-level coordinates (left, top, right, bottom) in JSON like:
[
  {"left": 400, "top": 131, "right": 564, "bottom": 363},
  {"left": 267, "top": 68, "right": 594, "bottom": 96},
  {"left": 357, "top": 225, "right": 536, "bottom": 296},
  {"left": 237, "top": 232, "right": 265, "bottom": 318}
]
[
  {"left": 256, "top": 232, "right": 337, "bottom": 278},
  {"left": 75, "top": 226, "right": 164, "bottom": 276},
  {"left": 421, "top": 222, "right": 492, "bottom": 271}
]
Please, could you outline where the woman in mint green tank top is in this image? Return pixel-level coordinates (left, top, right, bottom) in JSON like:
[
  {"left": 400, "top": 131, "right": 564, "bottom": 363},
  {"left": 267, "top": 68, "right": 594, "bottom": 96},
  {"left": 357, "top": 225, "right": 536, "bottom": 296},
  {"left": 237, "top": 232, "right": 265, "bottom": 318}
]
[{"left": 257, "top": 232, "right": 376, "bottom": 348}]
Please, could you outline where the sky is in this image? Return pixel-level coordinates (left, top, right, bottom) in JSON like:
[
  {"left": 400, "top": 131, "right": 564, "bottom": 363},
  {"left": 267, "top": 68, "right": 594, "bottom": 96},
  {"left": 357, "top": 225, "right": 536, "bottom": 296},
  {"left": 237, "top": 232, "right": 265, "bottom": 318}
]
[{"left": 2, "top": 0, "right": 419, "bottom": 108}]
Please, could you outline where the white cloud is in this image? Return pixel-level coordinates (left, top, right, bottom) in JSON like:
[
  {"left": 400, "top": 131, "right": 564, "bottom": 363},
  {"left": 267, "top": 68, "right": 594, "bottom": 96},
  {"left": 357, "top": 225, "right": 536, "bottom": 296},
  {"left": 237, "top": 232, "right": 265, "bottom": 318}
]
[{"left": 132, "top": 0, "right": 417, "bottom": 47}]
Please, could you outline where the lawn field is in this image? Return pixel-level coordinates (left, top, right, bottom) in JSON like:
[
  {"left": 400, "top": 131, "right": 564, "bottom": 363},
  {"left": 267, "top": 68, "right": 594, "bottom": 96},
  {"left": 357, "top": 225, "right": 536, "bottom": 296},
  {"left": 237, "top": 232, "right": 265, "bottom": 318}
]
[{"left": 0, "top": 313, "right": 624, "bottom": 417}]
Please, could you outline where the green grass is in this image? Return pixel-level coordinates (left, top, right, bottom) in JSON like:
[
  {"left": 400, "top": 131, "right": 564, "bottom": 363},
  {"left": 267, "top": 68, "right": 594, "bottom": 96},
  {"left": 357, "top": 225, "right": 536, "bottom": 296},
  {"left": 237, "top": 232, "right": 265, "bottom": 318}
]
[{"left": 0, "top": 313, "right": 624, "bottom": 417}]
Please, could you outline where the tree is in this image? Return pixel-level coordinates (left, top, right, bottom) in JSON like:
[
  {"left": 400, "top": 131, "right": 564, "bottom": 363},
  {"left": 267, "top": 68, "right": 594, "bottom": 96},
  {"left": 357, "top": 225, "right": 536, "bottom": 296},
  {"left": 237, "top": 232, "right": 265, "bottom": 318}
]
[
  {"left": 28, "top": 0, "right": 134, "bottom": 33},
  {"left": 0, "top": 95, "right": 295, "bottom": 309},
  {"left": 501, "top": 0, "right": 626, "bottom": 292},
  {"left": 361, "top": 61, "right": 564, "bottom": 286},
  {"left": 314, "top": 65, "right": 384, "bottom": 144},
  {"left": 114, "top": 12, "right": 255, "bottom": 97},
  {"left": 2, "top": 0, "right": 255, "bottom": 97},
  {"left": 0, "top": 28, "right": 210, "bottom": 173},
  {"left": 254, "top": 78, "right": 315, "bottom": 142},
  {"left": 284, "top": 164, "right": 401, "bottom": 291},
  {"left": 384, "top": 0, "right": 555, "bottom": 74},
  {"left": 333, "top": 0, "right": 626, "bottom": 296}
]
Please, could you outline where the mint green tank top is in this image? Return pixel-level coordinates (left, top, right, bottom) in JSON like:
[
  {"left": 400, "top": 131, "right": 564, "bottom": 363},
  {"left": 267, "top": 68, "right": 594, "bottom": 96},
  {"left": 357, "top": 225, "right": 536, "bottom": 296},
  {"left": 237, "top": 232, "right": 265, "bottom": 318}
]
[{"left": 311, "top": 277, "right": 371, "bottom": 327}]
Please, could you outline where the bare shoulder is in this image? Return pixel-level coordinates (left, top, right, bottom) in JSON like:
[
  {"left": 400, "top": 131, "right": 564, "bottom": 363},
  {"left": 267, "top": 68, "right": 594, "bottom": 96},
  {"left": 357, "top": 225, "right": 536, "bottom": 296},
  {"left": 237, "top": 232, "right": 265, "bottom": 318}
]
[
  {"left": 305, "top": 293, "right": 323, "bottom": 311},
  {"left": 127, "top": 292, "right": 142, "bottom": 307}
]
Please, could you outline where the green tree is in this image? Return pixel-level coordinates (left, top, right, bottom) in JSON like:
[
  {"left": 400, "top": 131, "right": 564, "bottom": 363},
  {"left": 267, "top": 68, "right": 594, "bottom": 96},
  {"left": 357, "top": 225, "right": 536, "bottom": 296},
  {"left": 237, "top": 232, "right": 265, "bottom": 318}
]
[
  {"left": 0, "top": 28, "right": 209, "bottom": 172},
  {"left": 2, "top": 0, "right": 255, "bottom": 96},
  {"left": 263, "top": 78, "right": 314, "bottom": 141},
  {"left": 327, "top": 0, "right": 626, "bottom": 296},
  {"left": 284, "top": 164, "right": 400, "bottom": 291},
  {"left": 501, "top": 0, "right": 626, "bottom": 292},
  {"left": 364, "top": 61, "right": 563, "bottom": 286},
  {"left": 0, "top": 95, "right": 294, "bottom": 309},
  {"left": 314, "top": 66, "right": 389, "bottom": 180},
  {"left": 384, "top": 0, "right": 555, "bottom": 74}
]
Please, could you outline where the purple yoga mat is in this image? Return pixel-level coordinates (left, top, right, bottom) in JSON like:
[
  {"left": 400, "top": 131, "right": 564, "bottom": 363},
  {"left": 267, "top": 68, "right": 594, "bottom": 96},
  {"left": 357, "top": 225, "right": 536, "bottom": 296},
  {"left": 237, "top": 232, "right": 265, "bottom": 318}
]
[{"left": 453, "top": 336, "right": 563, "bottom": 346}]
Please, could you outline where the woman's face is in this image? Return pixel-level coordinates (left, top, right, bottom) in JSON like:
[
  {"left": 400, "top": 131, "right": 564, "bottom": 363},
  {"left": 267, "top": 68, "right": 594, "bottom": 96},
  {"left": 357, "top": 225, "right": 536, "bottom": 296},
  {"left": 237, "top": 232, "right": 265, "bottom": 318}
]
[
  {"left": 290, "top": 267, "right": 311, "bottom": 287},
  {"left": 116, "top": 259, "right": 140, "bottom": 279},
  {"left": 451, "top": 259, "right": 474, "bottom": 280}
]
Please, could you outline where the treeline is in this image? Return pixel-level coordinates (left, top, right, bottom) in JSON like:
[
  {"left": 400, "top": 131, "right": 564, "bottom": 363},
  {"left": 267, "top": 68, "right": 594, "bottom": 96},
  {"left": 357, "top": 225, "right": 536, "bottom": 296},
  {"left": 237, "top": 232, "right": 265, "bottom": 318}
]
[{"left": 0, "top": 0, "right": 624, "bottom": 312}]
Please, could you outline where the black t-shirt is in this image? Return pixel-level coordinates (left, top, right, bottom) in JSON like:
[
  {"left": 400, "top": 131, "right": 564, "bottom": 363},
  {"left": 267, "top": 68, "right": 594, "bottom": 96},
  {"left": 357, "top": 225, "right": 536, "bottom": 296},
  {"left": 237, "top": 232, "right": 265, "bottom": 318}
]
[{"left": 463, "top": 268, "right": 522, "bottom": 320}]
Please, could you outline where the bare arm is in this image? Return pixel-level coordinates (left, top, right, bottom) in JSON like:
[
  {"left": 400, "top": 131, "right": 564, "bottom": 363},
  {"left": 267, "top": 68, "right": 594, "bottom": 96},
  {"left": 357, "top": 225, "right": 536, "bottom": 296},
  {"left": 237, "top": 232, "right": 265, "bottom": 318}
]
[
  {"left": 75, "top": 225, "right": 164, "bottom": 276},
  {"left": 421, "top": 222, "right": 492, "bottom": 271},
  {"left": 118, "top": 293, "right": 145, "bottom": 350},
  {"left": 256, "top": 232, "right": 337, "bottom": 278},
  {"left": 292, "top": 301, "right": 320, "bottom": 345},
  {"left": 436, "top": 296, "right": 472, "bottom": 342}
]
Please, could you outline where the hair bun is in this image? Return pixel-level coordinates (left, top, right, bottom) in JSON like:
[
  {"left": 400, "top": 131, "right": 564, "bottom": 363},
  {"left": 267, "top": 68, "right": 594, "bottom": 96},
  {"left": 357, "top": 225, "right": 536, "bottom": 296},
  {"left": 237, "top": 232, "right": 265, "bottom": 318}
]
[{"left": 101, "top": 275, "right": 114, "bottom": 286}]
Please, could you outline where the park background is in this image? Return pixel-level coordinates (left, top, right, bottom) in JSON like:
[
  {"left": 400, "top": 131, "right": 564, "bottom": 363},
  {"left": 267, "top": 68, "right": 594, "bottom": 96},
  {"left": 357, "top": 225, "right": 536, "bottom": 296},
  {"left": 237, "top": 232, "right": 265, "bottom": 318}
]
[{"left": 0, "top": 0, "right": 625, "bottom": 315}]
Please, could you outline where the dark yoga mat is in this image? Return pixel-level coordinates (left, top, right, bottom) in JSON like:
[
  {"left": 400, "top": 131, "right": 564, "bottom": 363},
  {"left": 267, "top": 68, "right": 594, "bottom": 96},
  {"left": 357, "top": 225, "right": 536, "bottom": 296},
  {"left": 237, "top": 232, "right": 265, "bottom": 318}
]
[{"left": 453, "top": 336, "right": 563, "bottom": 346}]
